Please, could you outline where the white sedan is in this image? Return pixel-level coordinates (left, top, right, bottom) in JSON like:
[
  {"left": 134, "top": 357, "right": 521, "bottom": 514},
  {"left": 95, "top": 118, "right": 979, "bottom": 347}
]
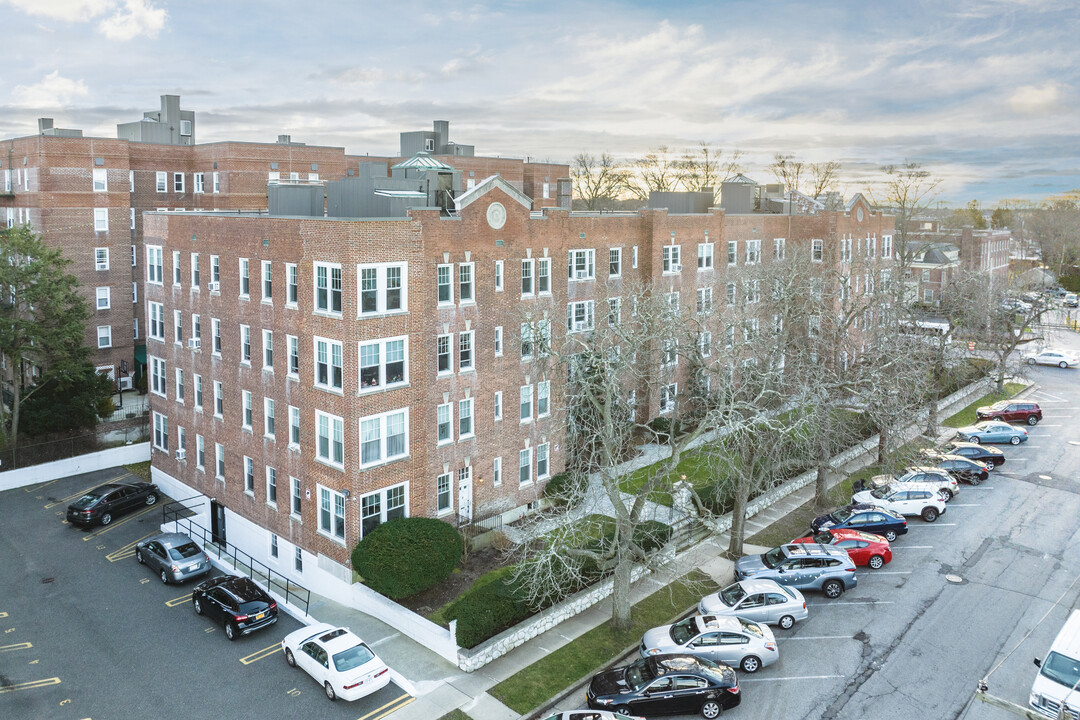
[
  {"left": 282, "top": 623, "right": 391, "bottom": 701},
  {"left": 1024, "top": 349, "right": 1079, "bottom": 368}
]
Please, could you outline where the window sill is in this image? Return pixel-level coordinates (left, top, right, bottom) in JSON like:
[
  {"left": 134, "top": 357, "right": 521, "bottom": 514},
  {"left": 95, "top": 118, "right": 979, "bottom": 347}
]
[
  {"left": 436, "top": 370, "right": 454, "bottom": 378},
  {"left": 314, "top": 457, "right": 345, "bottom": 472},
  {"left": 266, "top": 502, "right": 277, "bottom": 511},
  {"left": 436, "top": 439, "right": 454, "bottom": 447},
  {"left": 287, "top": 373, "right": 299, "bottom": 382},
  {"left": 459, "top": 433, "right": 475, "bottom": 441},
  {"left": 313, "top": 310, "right": 343, "bottom": 319},
  {"left": 264, "top": 434, "right": 275, "bottom": 442},
  {"left": 458, "top": 368, "right": 475, "bottom": 375},
  {"left": 437, "top": 507, "right": 454, "bottom": 517},
  {"left": 316, "top": 529, "right": 347, "bottom": 547},
  {"left": 244, "top": 490, "right": 254, "bottom": 498},
  {"left": 357, "top": 381, "right": 410, "bottom": 397},
  {"left": 358, "top": 453, "right": 410, "bottom": 473},
  {"left": 288, "top": 443, "right": 300, "bottom": 453},
  {"left": 290, "top": 514, "right": 301, "bottom": 524},
  {"left": 358, "top": 309, "right": 409, "bottom": 320},
  {"left": 314, "top": 385, "right": 344, "bottom": 396},
  {"left": 215, "top": 475, "right": 224, "bottom": 483}
]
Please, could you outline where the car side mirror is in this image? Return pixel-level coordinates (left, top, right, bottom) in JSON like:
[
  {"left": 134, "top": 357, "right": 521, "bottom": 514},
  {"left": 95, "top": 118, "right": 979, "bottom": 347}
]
[
  {"left": 777, "top": 567, "right": 785, "bottom": 573},
  {"left": 1034, "top": 657, "right": 1042, "bottom": 668}
]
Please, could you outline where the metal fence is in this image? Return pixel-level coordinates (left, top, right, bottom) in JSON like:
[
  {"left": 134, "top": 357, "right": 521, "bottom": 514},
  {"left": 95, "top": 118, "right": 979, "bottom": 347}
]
[
  {"left": 0, "top": 423, "right": 148, "bottom": 471},
  {"left": 103, "top": 396, "right": 150, "bottom": 423},
  {"left": 162, "top": 498, "right": 311, "bottom": 615}
]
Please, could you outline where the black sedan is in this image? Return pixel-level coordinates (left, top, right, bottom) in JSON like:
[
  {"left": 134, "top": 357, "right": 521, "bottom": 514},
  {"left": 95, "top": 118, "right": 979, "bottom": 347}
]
[
  {"left": 586, "top": 654, "right": 740, "bottom": 719},
  {"left": 192, "top": 575, "right": 278, "bottom": 640},
  {"left": 66, "top": 481, "right": 159, "bottom": 526},
  {"left": 940, "top": 441, "right": 1005, "bottom": 469},
  {"left": 812, "top": 503, "right": 908, "bottom": 542},
  {"left": 929, "top": 455, "right": 991, "bottom": 485}
]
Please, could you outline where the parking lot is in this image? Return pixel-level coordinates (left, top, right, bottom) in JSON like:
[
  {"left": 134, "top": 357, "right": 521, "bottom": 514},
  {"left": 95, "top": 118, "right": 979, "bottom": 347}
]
[{"left": 0, "top": 467, "right": 412, "bottom": 720}]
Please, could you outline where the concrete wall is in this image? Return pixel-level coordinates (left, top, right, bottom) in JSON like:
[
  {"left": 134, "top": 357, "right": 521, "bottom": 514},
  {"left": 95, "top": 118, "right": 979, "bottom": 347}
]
[{"left": 0, "top": 442, "right": 150, "bottom": 492}]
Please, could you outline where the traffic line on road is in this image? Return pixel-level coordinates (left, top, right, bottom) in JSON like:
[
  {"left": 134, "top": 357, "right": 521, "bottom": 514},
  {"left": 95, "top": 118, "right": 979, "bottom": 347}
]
[
  {"left": 166, "top": 593, "right": 192, "bottom": 607},
  {"left": 950, "top": 503, "right": 982, "bottom": 507},
  {"left": 82, "top": 505, "right": 158, "bottom": 541},
  {"left": 786, "top": 635, "right": 854, "bottom": 641},
  {"left": 742, "top": 674, "right": 844, "bottom": 682},
  {"left": 105, "top": 532, "right": 156, "bottom": 562},
  {"left": 0, "top": 642, "right": 32, "bottom": 652},
  {"left": 896, "top": 546, "right": 934, "bottom": 549},
  {"left": 356, "top": 692, "right": 414, "bottom": 720},
  {"left": 239, "top": 643, "right": 281, "bottom": 665},
  {"left": 0, "top": 677, "right": 61, "bottom": 694},
  {"left": 873, "top": 571, "right": 912, "bottom": 575},
  {"left": 808, "top": 600, "right": 895, "bottom": 606},
  {"left": 911, "top": 523, "right": 957, "bottom": 527},
  {"left": 1039, "top": 424, "right": 1063, "bottom": 427}
]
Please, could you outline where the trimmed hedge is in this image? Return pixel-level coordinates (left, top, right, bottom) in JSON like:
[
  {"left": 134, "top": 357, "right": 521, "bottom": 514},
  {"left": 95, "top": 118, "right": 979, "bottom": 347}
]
[
  {"left": 351, "top": 517, "right": 463, "bottom": 599},
  {"left": 443, "top": 567, "right": 532, "bottom": 648}
]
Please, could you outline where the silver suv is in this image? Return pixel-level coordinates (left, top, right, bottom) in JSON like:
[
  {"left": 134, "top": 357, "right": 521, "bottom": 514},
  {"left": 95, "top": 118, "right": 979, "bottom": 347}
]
[{"left": 734, "top": 543, "right": 858, "bottom": 599}]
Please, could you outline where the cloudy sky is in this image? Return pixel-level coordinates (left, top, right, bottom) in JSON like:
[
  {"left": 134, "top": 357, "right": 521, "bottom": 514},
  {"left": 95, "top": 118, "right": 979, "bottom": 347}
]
[{"left": 2, "top": 0, "right": 1077, "bottom": 204}]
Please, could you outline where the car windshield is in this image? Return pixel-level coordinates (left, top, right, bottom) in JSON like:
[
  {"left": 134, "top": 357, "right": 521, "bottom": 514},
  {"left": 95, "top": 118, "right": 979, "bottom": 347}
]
[
  {"left": 761, "top": 546, "right": 786, "bottom": 568},
  {"left": 624, "top": 658, "right": 655, "bottom": 691},
  {"left": 812, "top": 531, "right": 833, "bottom": 544},
  {"left": 333, "top": 642, "right": 376, "bottom": 672},
  {"left": 831, "top": 506, "right": 854, "bottom": 523},
  {"left": 670, "top": 617, "right": 698, "bottom": 645},
  {"left": 1041, "top": 652, "right": 1080, "bottom": 690},
  {"left": 869, "top": 486, "right": 891, "bottom": 499},
  {"left": 738, "top": 618, "right": 764, "bottom": 637},
  {"left": 168, "top": 542, "right": 202, "bottom": 560},
  {"left": 718, "top": 583, "right": 745, "bottom": 607},
  {"left": 72, "top": 493, "right": 102, "bottom": 508}
]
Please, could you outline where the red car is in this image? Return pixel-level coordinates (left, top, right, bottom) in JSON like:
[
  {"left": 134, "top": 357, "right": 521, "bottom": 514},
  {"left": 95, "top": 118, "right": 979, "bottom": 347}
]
[
  {"left": 791, "top": 528, "right": 892, "bottom": 569},
  {"left": 975, "top": 400, "right": 1042, "bottom": 426}
]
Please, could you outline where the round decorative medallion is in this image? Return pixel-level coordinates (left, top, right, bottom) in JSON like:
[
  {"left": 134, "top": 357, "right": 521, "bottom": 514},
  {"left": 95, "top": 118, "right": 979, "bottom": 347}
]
[
  {"left": 486, "top": 202, "right": 507, "bottom": 230},
  {"left": 856, "top": 206, "right": 865, "bottom": 222}
]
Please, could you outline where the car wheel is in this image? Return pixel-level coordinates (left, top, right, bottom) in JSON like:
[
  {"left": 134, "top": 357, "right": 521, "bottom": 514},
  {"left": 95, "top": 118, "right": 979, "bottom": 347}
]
[
  {"left": 884, "top": 530, "right": 898, "bottom": 542},
  {"left": 823, "top": 580, "right": 844, "bottom": 599},
  {"left": 941, "top": 488, "right": 954, "bottom": 501},
  {"left": 700, "top": 700, "right": 722, "bottom": 719},
  {"left": 160, "top": 569, "right": 169, "bottom": 584},
  {"left": 969, "top": 475, "right": 981, "bottom": 486},
  {"left": 869, "top": 555, "right": 885, "bottom": 569},
  {"left": 100, "top": 513, "right": 112, "bottom": 526},
  {"left": 224, "top": 620, "right": 237, "bottom": 641},
  {"left": 922, "top": 507, "right": 939, "bottom": 522},
  {"left": 193, "top": 597, "right": 203, "bottom": 615},
  {"left": 1010, "top": 435, "right": 1022, "bottom": 445},
  {"left": 136, "top": 549, "right": 144, "bottom": 564},
  {"left": 969, "top": 436, "right": 981, "bottom": 444},
  {"left": 614, "top": 707, "right": 633, "bottom": 717},
  {"left": 324, "top": 682, "right": 337, "bottom": 702},
  {"left": 778, "top": 615, "right": 795, "bottom": 630},
  {"left": 145, "top": 493, "right": 158, "bottom": 506},
  {"left": 285, "top": 648, "right": 296, "bottom": 667},
  {"left": 1027, "top": 358, "right": 1037, "bottom": 365},
  {"left": 1060, "top": 361, "right": 1068, "bottom": 369},
  {"left": 1026, "top": 415, "right": 1039, "bottom": 426},
  {"left": 741, "top": 655, "right": 761, "bottom": 673}
]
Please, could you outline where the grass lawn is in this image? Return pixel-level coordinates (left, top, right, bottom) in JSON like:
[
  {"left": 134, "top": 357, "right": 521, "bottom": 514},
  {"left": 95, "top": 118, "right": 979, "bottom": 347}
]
[
  {"left": 942, "top": 382, "right": 1026, "bottom": 428},
  {"left": 488, "top": 570, "right": 717, "bottom": 714},
  {"left": 619, "top": 450, "right": 715, "bottom": 507},
  {"left": 436, "top": 711, "right": 473, "bottom": 720},
  {"left": 125, "top": 460, "right": 151, "bottom": 482}
]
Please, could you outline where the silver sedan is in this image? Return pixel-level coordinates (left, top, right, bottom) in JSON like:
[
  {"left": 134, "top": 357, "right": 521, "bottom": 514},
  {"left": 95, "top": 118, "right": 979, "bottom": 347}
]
[
  {"left": 697, "top": 578, "right": 808, "bottom": 629},
  {"left": 135, "top": 532, "right": 212, "bottom": 584}
]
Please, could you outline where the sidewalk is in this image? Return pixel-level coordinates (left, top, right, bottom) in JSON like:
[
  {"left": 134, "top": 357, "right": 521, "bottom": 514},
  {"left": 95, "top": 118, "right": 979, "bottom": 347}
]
[{"left": 298, "top": 378, "right": 1025, "bottom": 720}]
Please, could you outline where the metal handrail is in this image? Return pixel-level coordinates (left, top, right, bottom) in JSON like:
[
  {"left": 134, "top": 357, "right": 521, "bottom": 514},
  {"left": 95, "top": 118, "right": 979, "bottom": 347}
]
[{"left": 162, "top": 502, "right": 311, "bottom": 614}]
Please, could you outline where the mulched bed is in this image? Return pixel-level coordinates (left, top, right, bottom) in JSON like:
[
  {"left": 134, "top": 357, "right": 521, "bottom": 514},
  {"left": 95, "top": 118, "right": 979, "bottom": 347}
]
[{"left": 397, "top": 545, "right": 508, "bottom": 617}]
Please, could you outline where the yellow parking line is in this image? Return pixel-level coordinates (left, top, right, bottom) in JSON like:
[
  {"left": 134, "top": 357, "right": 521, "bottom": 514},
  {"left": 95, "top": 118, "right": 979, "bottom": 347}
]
[
  {"left": 357, "top": 693, "right": 413, "bottom": 720},
  {"left": 25, "top": 477, "right": 63, "bottom": 492},
  {"left": 106, "top": 531, "right": 156, "bottom": 562},
  {"left": 239, "top": 643, "right": 281, "bottom": 665},
  {"left": 107, "top": 550, "right": 136, "bottom": 563},
  {"left": 165, "top": 594, "right": 192, "bottom": 607},
  {"left": 82, "top": 505, "right": 158, "bottom": 541},
  {"left": 0, "top": 677, "right": 61, "bottom": 694},
  {"left": 0, "top": 642, "right": 32, "bottom": 652},
  {"left": 0, "top": 612, "right": 8, "bottom": 618}
]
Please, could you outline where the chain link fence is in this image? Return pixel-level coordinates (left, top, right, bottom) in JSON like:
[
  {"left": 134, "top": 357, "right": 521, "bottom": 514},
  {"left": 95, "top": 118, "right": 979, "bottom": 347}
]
[{"left": 0, "top": 422, "right": 149, "bottom": 471}]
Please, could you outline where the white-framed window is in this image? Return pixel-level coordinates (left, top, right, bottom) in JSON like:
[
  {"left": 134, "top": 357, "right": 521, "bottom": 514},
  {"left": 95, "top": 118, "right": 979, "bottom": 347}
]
[
  {"left": 263, "top": 329, "right": 274, "bottom": 371},
  {"left": 130, "top": 208, "right": 135, "bottom": 229},
  {"left": 191, "top": 314, "right": 201, "bottom": 344},
  {"left": 95, "top": 286, "right": 110, "bottom": 310},
  {"left": 437, "top": 334, "right": 452, "bottom": 374},
  {"left": 180, "top": 119, "right": 192, "bottom": 136},
  {"left": 567, "top": 300, "right": 595, "bottom": 332},
  {"left": 519, "top": 447, "right": 532, "bottom": 486},
  {"left": 808, "top": 315, "right": 821, "bottom": 338},
  {"left": 95, "top": 247, "right": 109, "bottom": 271},
  {"left": 359, "top": 484, "right": 407, "bottom": 539},
  {"left": 92, "top": 168, "right": 108, "bottom": 192},
  {"left": 437, "top": 472, "right": 453, "bottom": 514},
  {"left": 261, "top": 260, "right": 272, "bottom": 302},
  {"left": 196, "top": 435, "right": 205, "bottom": 471},
  {"left": 146, "top": 246, "right": 163, "bottom": 284},
  {"left": 458, "top": 398, "right": 474, "bottom": 438},
  {"left": 520, "top": 384, "right": 533, "bottom": 423},
  {"left": 268, "top": 171, "right": 280, "bottom": 184},
  {"left": 494, "top": 326, "right": 503, "bottom": 357},
  {"left": 211, "top": 318, "right": 222, "bottom": 355},
  {"left": 290, "top": 477, "right": 301, "bottom": 516},
  {"left": 773, "top": 314, "right": 784, "bottom": 335},
  {"left": 537, "top": 380, "right": 550, "bottom": 418},
  {"left": 215, "top": 443, "right": 225, "bottom": 480},
  {"left": 269, "top": 533, "right": 278, "bottom": 559},
  {"left": 315, "top": 410, "right": 345, "bottom": 468},
  {"left": 458, "top": 262, "right": 474, "bottom": 304},
  {"left": 662, "top": 338, "right": 678, "bottom": 367},
  {"left": 93, "top": 208, "right": 108, "bottom": 232},
  {"left": 359, "top": 408, "right": 409, "bottom": 468},
  {"left": 175, "top": 368, "right": 185, "bottom": 403},
  {"left": 132, "top": 282, "right": 138, "bottom": 304},
  {"left": 148, "top": 301, "right": 164, "bottom": 340},
  {"left": 493, "top": 456, "right": 502, "bottom": 487},
  {"left": 747, "top": 279, "right": 761, "bottom": 304},
  {"left": 210, "top": 255, "right": 220, "bottom": 286},
  {"left": 494, "top": 391, "right": 503, "bottom": 421},
  {"left": 608, "top": 297, "right": 621, "bottom": 326},
  {"left": 317, "top": 486, "right": 347, "bottom": 543},
  {"left": 286, "top": 263, "right": 298, "bottom": 307},
  {"left": 495, "top": 260, "right": 504, "bottom": 292},
  {"left": 520, "top": 321, "right": 535, "bottom": 360},
  {"left": 212, "top": 172, "right": 220, "bottom": 194},
  {"left": 882, "top": 235, "right": 893, "bottom": 258},
  {"left": 662, "top": 245, "right": 681, "bottom": 274},
  {"left": 213, "top": 381, "right": 223, "bottom": 418},
  {"left": 537, "top": 257, "right": 551, "bottom": 294},
  {"left": 172, "top": 250, "right": 182, "bottom": 286},
  {"left": 287, "top": 335, "right": 299, "bottom": 379},
  {"left": 314, "top": 337, "right": 343, "bottom": 392},
  {"left": 458, "top": 331, "right": 474, "bottom": 372},
  {"left": 660, "top": 383, "right": 677, "bottom": 414},
  {"left": 194, "top": 373, "right": 203, "bottom": 411},
  {"left": 289, "top": 406, "right": 300, "bottom": 448},
  {"left": 697, "top": 242, "right": 713, "bottom": 270},
  {"left": 437, "top": 402, "right": 453, "bottom": 445},
  {"left": 242, "top": 390, "right": 253, "bottom": 430},
  {"left": 97, "top": 325, "right": 112, "bottom": 348},
  {"left": 774, "top": 238, "right": 786, "bottom": 260},
  {"left": 726, "top": 282, "right": 737, "bottom": 305},
  {"left": 744, "top": 317, "right": 760, "bottom": 341},
  {"left": 746, "top": 239, "right": 761, "bottom": 265},
  {"left": 152, "top": 412, "right": 169, "bottom": 451},
  {"left": 358, "top": 262, "right": 407, "bottom": 315},
  {"left": 699, "top": 331, "right": 713, "bottom": 357},
  {"left": 520, "top": 258, "right": 534, "bottom": 297},
  {"left": 811, "top": 238, "right": 824, "bottom": 262},
  {"left": 133, "top": 318, "right": 138, "bottom": 339},
  {"left": 696, "top": 287, "right": 712, "bottom": 315},
  {"left": 173, "top": 172, "right": 185, "bottom": 193},
  {"left": 295, "top": 547, "right": 303, "bottom": 573},
  {"left": 194, "top": 172, "right": 204, "bottom": 194},
  {"left": 437, "top": 264, "right": 454, "bottom": 305},
  {"left": 240, "top": 324, "right": 251, "bottom": 364},
  {"left": 149, "top": 356, "right": 166, "bottom": 397},
  {"left": 128, "top": 170, "right": 134, "bottom": 192},
  {"left": 632, "top": 246, "right": 639, "bottom": 268},
  {"left": 727, "top": 240, "right": 737, "bottom": 266},
  {"left": 568, "top": 249, "right": 596, "bottom": 280},
  {"left": 190, "top": 253, "right": 200, "bottom": 288},
  {"left": 315, "top": 262, "right": 342, "bottom": 314},
  {"left": 359, "top": 336, "right": 408, "bottom": 392},
  {"left": 155, "top": 171, "right": 167, "bottom": 193},
  {"left": 173, "top": 310, "right": 183, "bottom": 344},
  {"left": 609, "top": 247, "right": 622, "bottom": 277},
  {"left": 264, "top": 397, "right": 276, "bottom": 438},
  {"left": 537, "top": 443, "right": 550, "bottom": 479},
  {"left": 244, "top": 456, "right": 255, "bottom": 494}
]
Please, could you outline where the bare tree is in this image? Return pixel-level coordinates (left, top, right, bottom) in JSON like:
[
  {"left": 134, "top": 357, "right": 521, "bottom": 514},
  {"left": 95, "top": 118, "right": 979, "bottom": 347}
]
[
  {"left": 1028, "top": 194, "right": 1080, "bottom": 283},
  {"left": 870, "top": 162, "right": 942, "bottom": 271},
  {"left": 571, "top": 152, "right": 629, "bottom": 211},
  {"left": 808, "top": 161, "right": 842, "bottom": 199},
  {"left": 676, "top": 143, "right": 742, "bottom": 204},
  {"left": 623, "top": 146, "right": 682, "bottom": 201},
  {"left": 768, "top": 153, "right": 805, "bottom": 194}
]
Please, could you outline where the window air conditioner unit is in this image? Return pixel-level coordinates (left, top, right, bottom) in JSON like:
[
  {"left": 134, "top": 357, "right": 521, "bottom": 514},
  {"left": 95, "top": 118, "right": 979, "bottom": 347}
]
[
  {"left": 208, "top": 281, "right": 220, "bottom": 292},
  {"left": 574, "top": 321, "right": 588, "bottom": 331},
  {"left": 672, "top": 264, "right": 682, "bottom": 272},
  {"left": 176, "top": 449, "right": 186, "bottom": 460},
  {"left": 575, "top": 270, "right": 588, "bottom": 280},
  {"left": 188, "top": 338, "right": 201, "bottom": 349}
]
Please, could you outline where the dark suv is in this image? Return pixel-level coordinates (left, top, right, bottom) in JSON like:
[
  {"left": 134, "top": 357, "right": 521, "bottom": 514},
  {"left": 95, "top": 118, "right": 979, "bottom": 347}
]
[
  {"left": 976, "top": 400, "right": 1042, "bottom": 426},
  {"left": 192, "top": 575, "right": 278, "bottom": 640},
  {"left": 734, "top": 543, "right": 857, "bottom": 599}
]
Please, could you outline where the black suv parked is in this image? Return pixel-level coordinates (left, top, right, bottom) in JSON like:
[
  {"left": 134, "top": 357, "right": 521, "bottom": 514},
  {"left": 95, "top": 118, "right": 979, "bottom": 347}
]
[{"left": 192, "top": 575, "right": 278, "bottom": 640}]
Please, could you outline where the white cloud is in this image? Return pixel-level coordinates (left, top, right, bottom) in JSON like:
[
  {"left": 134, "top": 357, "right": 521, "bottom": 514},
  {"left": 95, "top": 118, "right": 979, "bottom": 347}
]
[
  {"left": 11, "top": 70, "right": 89, "bottom": 107},
  {"left": 1008, "top": 82, "right": 1063, "bottom": 113},
  {"left": 1, "top": 0, "right": 166, "bottom": 40}
]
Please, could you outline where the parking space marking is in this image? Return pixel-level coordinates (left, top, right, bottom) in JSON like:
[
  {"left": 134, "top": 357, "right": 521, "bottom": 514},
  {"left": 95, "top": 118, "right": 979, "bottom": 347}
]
[
  {"left": 165, "top": 594, "right": 192, "bottom": 607},
  {"left": 0, "top": 612, "right": 7, "bottom": 618},
  {"left": 786, "top": 635, "right": 853, "bottom": 640},
  {"left": 742, "top": 674, "right": 844, "bottom": 682},
  {"left": 0, "top": 642, "right": 32, "bottom": 652},
  {"left": 106, "top": 532, "right": 156, "bottom": 562},
  {"left": 82, "top": 505, "right": 158, "bottom": 541},
  {"left": 950, "top": 503, "right": 982, "bottom": 507},
  {"left": 239, "top": 643, "right": 282, "bottom": 665},
  {"left": 356, "top": 693, "right": 414, "bottom": 720},
  {"left": 25, "top": 477, "right": 64, "bottom": 493},
  {"left": 0, "top": 677, "right": 61, "bottom": 694},
  {"left": 45, "top": 483, "right": 105, "bottom": 509}
]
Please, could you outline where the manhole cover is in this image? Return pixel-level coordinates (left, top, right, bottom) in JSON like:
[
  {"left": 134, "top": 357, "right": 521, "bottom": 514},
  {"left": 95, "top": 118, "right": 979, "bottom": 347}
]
[
  {"left": 945, "top": 575, "right": 963, "bottom": 584},
  {"left": 1039, "top": 475, "right": 1053, "bottom": 481},
  {"left": 41, "top": 577, "right": 55, "bottom": 584}
]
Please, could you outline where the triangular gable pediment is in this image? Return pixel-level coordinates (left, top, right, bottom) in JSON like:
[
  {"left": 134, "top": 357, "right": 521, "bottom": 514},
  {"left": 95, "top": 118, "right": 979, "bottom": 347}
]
[
  {"left": 845, "top": 192, "right": 872, "bottom": 214},
  {"left": 454, "top": 174, "right": 532, "bottom": 212}
]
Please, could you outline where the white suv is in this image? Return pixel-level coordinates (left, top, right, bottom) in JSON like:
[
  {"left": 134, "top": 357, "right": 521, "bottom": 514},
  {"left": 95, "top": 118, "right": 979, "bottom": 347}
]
[
  {"left": 856, "top": 466, "right": 960, "bottom": 501},
  {"left": 852, "top": 482, "right": 947, "bottom": 523}
]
